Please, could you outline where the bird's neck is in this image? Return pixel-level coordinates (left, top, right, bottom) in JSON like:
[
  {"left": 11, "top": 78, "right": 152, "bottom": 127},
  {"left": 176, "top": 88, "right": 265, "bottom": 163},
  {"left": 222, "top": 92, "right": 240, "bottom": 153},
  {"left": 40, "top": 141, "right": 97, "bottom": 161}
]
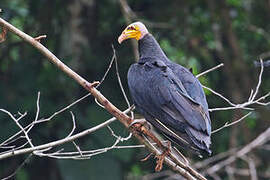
[{"left": 138, "top": 34, "right": 168, "bottom": 63}]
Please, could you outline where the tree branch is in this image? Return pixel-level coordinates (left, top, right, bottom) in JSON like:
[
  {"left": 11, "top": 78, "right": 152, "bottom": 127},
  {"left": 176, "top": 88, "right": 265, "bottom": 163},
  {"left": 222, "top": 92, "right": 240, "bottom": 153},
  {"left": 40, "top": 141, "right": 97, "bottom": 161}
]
[
  {"left": 205, "top": 127, "right": 270, "bottom": 175},
  {"left": 0, "top": 107, "right": 133, "bottom": 160}
]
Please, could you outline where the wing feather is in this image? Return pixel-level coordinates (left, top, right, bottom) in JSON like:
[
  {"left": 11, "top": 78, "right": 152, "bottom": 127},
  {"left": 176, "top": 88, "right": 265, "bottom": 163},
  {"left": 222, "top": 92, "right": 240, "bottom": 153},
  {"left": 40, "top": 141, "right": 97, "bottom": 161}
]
[{"left": 128, "top": 60, "right": 211, "bottom": 153}]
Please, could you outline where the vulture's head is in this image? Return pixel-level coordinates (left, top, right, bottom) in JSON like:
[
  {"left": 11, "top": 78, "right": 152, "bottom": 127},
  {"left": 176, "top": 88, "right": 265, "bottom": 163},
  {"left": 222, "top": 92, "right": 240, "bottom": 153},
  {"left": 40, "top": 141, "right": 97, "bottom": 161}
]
[{"left": 118, "top": 22, "right": 149, "bottom": 44}]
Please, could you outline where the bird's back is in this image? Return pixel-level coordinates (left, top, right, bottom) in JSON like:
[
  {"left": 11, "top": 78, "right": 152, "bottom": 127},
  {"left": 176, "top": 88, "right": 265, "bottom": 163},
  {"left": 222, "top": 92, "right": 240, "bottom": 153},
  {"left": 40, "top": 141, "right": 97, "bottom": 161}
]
[
  {"left": 166, "top": 61, "right": 210, "bottom": 121},
  {"left": 127, "top": 59, "right": 211, "bottom": 155}
]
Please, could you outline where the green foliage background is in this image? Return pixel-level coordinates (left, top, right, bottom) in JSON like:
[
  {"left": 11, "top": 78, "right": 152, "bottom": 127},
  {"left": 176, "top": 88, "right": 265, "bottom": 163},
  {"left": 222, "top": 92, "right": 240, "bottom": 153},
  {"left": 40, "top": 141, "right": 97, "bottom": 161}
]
[{"left": 0, "top": 0, "right": 269, "bottom": 179}]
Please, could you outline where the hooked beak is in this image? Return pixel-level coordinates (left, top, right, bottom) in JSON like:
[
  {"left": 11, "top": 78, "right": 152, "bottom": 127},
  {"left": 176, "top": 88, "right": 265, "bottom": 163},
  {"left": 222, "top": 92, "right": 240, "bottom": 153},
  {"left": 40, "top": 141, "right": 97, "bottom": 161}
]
[{"left": 118, "top": 33, "right": 128, "bottom": 44}]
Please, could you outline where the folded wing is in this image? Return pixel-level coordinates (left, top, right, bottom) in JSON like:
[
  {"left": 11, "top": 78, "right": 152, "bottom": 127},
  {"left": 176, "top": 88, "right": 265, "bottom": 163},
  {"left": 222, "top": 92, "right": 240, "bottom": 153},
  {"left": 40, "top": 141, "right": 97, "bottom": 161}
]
[{"left": 128, "top": 59, "right": 211, "bottom": 154}]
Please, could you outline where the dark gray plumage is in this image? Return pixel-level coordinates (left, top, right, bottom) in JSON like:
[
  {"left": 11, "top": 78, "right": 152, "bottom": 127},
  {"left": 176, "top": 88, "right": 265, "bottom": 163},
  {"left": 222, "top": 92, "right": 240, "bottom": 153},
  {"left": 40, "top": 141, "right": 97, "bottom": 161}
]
[{"left": 127, "top": 34, "right": 211, "bottom": 155}]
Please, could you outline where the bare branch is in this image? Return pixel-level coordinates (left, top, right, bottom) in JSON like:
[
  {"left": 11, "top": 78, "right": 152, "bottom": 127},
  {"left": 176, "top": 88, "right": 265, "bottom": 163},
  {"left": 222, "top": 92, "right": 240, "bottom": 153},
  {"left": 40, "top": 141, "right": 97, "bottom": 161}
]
[
  {"left": 196, "top": 63, "right": 224, "bottom": 78},
  {"left": 241, "top": 155, "right": 258, "bottom": 180},
  {"left": 66, "top": 111, "right": 76, "bottom": 138},
  {"left": 42, "top": 93, "right": 91, "bottom": 122},
  {"left": 206, "top": 127, "right": 270, "bottom": 175},
  {"left": 211, "top": 112, "right": 252, "bottom": 134},
  {"left": 26, "top": 92, "right": 40, "bottom": 133},
  {"left": 112, "top": 44, "right": 134, "bottom": 119},
  {"left": 0, "top": 142, "right": 29, "bottom": 156},
  {"left": 202, "top": 85, "right": 236, "bottom": 108},
  {"left": 113, "top": 45, "right": 131, "bottom": 108},
  {"left": 0, "top": 107, "right": 133, "bottom": 160},
  {"left": 96, "top": 45, "right": 116, "bottom": 88},
  {"left": 37, "top": 126, "right": 132, "bottom": 160},
  {"left": 0, "top": 93, "right": 91, "bottom": 149},
  {"left": 250, "top": 58, "right": 264, "bottom": 102},
  {"left": 225, "top": 166, "right": 236, "bottom": 180},
  {"left": 206, "top": 58, "right": 269, "bottom": 112},
  {"left": 72, "top": 141, "right": 83, "bottom": 157},
  {"left": 0, "top": 109, "right": 33, "bottom": 147},
  {"left": 223, "top": 167, "right": 270, "bottom": 179}
]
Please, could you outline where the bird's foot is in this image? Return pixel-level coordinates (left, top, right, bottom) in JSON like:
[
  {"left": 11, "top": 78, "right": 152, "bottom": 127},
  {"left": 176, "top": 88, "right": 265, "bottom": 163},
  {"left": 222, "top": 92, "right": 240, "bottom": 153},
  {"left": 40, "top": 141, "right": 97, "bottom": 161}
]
[
  {"left": 155, "top": 141, "right": 171, "bottom": 172},
  {"left": 128, "top": 118, "right": 151, "bottom": 131},
  {"left": 140, "top": 153, "right": 154, "bottom": 162}
]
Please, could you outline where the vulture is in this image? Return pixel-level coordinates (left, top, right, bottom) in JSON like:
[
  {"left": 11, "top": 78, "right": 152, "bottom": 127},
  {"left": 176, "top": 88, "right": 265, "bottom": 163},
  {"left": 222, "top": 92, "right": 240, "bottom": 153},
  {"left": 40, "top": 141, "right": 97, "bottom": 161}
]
[{"left": 118, "top": 22, "right": 211, "bottom": 155}]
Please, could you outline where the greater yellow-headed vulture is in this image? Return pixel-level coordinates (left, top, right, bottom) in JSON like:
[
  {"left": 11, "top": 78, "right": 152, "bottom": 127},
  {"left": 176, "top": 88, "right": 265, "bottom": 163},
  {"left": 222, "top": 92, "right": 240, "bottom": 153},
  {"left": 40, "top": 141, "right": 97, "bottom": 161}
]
[{"left": 118, "top": 22, "right": 211, "bottom": 155}]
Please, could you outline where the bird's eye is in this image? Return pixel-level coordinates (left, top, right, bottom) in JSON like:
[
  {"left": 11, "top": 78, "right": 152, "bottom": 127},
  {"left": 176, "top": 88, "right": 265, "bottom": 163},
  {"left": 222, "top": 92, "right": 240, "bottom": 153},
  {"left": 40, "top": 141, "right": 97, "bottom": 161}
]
[{"left": 127, "top": 26, "right": 136, "bottom": 30}]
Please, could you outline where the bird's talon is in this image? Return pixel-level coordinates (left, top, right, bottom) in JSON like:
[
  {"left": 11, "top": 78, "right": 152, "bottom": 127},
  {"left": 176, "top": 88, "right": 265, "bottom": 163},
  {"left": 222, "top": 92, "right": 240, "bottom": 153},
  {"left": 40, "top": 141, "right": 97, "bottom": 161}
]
[
  {"left": 128, "top": 119, "right": 146, "bottom": 135},
  {"left": 128, "top": 119, "right": 147, "bottom": 129},
  {"left": 155, "top": 141, "right": 171, "bottom": 172},
  {"left": 140, "top": 153, "right": 153, "bottom": 162}
]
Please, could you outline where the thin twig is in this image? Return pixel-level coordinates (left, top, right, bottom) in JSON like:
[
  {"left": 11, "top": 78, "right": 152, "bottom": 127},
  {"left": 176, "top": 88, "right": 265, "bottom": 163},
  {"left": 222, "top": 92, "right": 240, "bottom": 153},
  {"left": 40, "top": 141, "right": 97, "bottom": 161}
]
[
  {"left": 211, "top": 112, "right": 252, "bottom": 134},
  {"left": 72, "top": 141, "right": 83, "bottom": 157},
  {"left": 42, "top": 93, "right": 91, "bottom": 122},
  {"left": 250, "top": 58, "right": 264, "bottom": 102},
  {"left": 0, "top": 142, "right": 29, "bottom": 156},
  {"left": 26, "top": 92, "right": 40, "bottom": 133},
  {"left": 112, "top": 44, "right": 134, "bottom": 119},
  {"left": 96, "top": 47, "right": 116, "bottom": 89},
  {"left": 196, "top": 63, "right": 224, "bottom": 78},
  {"left": 202, "top": 59, "right": 269, "bottom": 112},
  {"left": 112, "top": 45, "right": 130, "bottom": 107},
  {"left": 66, "top": 111, "right": 76, "bottom": 138},
  {"left": 0, "top": 107, "right": 133, "bottom": 160},
  {"left": 241, "top": 155, "right": 258, "bottom": 180},
  {"left": 32, "top": 140, "right": 169, "bottom": 158},
  {"left": 113, "top": 44, "right": 131, "bottom": 108},
  {"left": 202, "top": 85, "right": 236, "bottom": 108},
  {"left": 0, "top": 109, "right": 33, "bottom": 147}
]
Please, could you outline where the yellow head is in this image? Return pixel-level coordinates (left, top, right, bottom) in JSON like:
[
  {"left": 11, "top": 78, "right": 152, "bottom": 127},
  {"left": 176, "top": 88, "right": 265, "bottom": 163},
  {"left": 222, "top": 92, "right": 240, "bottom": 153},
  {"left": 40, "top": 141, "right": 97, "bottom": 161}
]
[{"left": 118, "top": 22, "right": 149, "bottom": 44}]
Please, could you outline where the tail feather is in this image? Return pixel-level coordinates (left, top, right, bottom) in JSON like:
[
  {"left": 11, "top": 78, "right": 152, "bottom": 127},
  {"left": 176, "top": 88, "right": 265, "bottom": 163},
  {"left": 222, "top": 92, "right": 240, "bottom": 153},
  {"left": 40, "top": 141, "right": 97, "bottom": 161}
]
[{"left": 185, "top": 126, "right": 211, "bottom": 155}]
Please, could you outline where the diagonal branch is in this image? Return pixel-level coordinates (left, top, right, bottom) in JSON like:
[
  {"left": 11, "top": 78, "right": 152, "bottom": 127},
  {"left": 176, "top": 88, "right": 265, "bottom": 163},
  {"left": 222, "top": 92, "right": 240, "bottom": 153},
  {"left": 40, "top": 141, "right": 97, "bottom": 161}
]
[
  {"left": 211, "top": 112, "right": 252, "bottom": 134},
  {"left": 196, "top": 63, "right": 224, "bottom": 78},
  {"left": 205, "top": 127, "right": 270, "bottom": 175}
]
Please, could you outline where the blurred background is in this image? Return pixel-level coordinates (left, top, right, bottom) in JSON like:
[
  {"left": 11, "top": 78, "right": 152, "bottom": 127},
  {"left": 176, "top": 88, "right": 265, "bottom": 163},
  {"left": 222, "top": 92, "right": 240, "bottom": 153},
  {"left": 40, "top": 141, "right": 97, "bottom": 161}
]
[{"left": 0, "top": 0, "right": 269, "bottom": 179}]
